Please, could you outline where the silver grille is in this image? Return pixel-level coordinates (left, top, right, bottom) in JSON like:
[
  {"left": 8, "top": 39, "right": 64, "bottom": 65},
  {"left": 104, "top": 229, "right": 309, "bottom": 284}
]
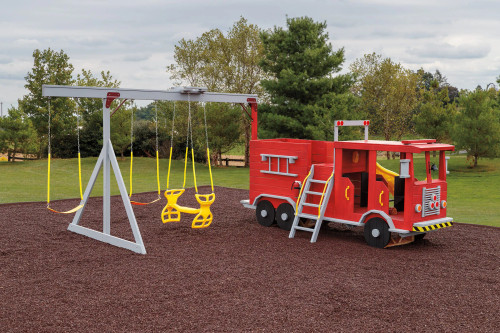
[{"left": 422, "top": 186, "right": 441, "bottom": 217}]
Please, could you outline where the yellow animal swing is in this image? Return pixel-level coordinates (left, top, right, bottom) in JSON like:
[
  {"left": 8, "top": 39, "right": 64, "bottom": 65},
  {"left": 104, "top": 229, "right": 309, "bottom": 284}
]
[
  {"left": 128, "top": 101, "right": 161, "bottom": 205},
  {"left": 161, "top": 99, "right": 215, "bottom": 228},
  {"left": 46, "top": 98, "right": 84, "bottom": 214}
]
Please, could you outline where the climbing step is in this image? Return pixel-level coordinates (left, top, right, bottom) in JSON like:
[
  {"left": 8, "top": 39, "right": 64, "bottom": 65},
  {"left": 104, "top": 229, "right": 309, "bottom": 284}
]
[
  {"left": 302, "top": 203, "right": 319, "bottom": 208},
  {"left": 297, "top": 213, "right": 320, "bottom": 220},
  {"left": 293, "top": 226, "right": 314, "bottom": 232},
  {"left": 309, "top": 179, "right": 327, "bottom": 184},
  {"left": 304, "top": 191, "right": 323, "bottom": 195}
]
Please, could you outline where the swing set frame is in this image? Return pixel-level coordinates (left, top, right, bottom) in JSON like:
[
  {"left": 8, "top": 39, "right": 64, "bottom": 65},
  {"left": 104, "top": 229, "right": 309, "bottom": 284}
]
[{"left": 42, "top": 85, "right": 257, "bottom": 254}]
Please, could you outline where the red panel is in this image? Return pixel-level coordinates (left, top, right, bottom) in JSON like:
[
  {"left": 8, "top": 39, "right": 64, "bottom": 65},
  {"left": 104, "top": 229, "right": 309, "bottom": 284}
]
[
  {"left": 249, "top": 139, "right": 312, "bottom": 204},
  {"left": 402, "top": 180, "right": 448, "bottom": 229},
  {"left": 374, "top": 181, "right": 389, "bottom": 215},
  {"left": 332, "top": 177, "right": 354, "bottom": 219},
  {"left": 341, "top": 149, "right": 368, "bottom": 174}
]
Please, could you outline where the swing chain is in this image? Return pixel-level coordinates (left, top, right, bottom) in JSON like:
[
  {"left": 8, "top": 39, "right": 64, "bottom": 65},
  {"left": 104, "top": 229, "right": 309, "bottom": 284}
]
[
  {"left": 47, "top": 97, "right": 51, "bottom": 156},
  {"left": 75, "top": 98, "right": 81, "bottom": 155},
  {"left": 130, "top": 100, "right": 134, "bottom": 151},
  {"left": 189, "top": 97, "right": 194, "bottom": 152},
  {"left": 186, "top": 94, "right": 191, "bottom": 150},
  {"left": 170, "top": 102, "right": 176, "bottom": 148},
  {"left": 155, "top": 101, "right": 159, "bottom": 152},
  {"left": 203, "top": 102, "right": 209, "bottom": 151}
]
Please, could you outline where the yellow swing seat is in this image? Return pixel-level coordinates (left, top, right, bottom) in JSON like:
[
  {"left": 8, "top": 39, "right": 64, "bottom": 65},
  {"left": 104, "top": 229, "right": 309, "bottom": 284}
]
[
  {"left": 161, "top": 189, "right": 215, "bottom": 228},
  {"left": 47, "top": 204, "right": 84, "bottom": 214}
]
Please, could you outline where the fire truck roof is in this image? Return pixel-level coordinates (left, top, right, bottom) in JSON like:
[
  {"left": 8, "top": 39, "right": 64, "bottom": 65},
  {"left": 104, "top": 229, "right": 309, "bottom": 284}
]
[{"left": 335, "top": 139, "right": 455, "bottom": 153}]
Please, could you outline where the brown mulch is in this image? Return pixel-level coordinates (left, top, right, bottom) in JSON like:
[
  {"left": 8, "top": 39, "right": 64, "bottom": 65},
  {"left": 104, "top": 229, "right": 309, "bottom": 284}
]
[{"left": 1, "top": 187, "right": 499, "bottom": 332}]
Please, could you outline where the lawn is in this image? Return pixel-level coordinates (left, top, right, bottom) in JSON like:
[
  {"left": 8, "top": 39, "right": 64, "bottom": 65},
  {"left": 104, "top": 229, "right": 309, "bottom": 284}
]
[
  {"left": 0, "top": 157, "right": 249, "bottom": 203},
  {"left": 1, "top": 155, "right": 498, "bottom": 227}
]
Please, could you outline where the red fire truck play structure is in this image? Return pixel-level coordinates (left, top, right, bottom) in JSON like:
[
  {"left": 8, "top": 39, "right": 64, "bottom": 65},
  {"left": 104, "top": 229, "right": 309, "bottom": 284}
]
[{"left": 241, "top": 103, "right": 455, "bottom": 248}]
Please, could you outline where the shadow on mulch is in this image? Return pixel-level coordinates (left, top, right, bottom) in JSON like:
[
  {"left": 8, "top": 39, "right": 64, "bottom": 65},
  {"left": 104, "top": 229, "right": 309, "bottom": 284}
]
[{"left": 1, "top": 187, "right": 499, "bottom": 332}]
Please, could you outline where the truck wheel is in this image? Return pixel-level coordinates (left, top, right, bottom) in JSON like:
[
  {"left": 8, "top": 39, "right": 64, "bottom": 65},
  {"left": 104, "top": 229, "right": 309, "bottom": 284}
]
[
  {"left": 276, "top": 203, "right": 295, "bottom": 231},
  {"left": 256, "top": 200, "right": 275, "bottom": 227},
  {"left": 364, "top": 217, "right": 390, "bottom": 248},
  {"left": 414, "top": 233, "right": 426, "bottom": 241}
]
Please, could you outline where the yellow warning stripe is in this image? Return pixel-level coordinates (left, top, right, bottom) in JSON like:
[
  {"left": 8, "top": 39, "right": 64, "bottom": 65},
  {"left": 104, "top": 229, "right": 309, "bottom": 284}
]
[{"left": 412, "top": 221, "right": 453, "bottom": 232}]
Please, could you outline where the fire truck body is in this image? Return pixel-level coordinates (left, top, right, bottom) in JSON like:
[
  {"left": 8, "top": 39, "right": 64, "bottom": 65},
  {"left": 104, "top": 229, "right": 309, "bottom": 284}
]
[{"left": 242, "top": 119, "right": 455, "bottom": 248}]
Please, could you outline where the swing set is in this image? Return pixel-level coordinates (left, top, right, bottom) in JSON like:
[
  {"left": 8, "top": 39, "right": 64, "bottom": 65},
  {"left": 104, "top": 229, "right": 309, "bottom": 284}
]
[{"left": 42, "top": 84, "right": 258, "bottom": 254}]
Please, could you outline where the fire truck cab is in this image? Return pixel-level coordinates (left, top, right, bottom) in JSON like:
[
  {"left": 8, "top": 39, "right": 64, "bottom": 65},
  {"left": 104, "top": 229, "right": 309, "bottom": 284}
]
[{"left": 241, "top": 119, "right": 455, "bottom": 248}]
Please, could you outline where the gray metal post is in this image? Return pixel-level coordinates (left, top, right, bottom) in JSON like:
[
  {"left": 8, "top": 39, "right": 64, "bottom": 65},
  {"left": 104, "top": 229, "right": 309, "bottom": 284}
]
[{"left": 103, "top": 99, "right": 111, "bottom": 235}]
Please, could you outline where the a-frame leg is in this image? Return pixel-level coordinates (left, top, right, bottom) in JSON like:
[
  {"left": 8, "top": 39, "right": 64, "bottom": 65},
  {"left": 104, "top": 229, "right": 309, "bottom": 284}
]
[{"left": 67, "top": 141, "right": 146, "bottom": 254}]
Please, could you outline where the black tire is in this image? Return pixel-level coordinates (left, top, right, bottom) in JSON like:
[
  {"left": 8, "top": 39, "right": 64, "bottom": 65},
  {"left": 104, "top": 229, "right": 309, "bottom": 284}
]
[
  {"left": 364, "top": 217, "right": 391, "bottom": 248},
  {"left": 276, "top": 203, "right": 295, "bottom": 231},
  {"left": 414, "top": 233, "right": 426, "bottom": 242},
  {"left": 256, "top": 200, "right": 275, "bottom": 227}
]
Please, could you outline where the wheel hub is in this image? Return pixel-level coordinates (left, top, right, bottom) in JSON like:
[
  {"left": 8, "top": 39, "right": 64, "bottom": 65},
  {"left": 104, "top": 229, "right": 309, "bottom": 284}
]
[
  {"left": 371, "top": 229, "right": 380, "bottom": 238},
  {"left": 281, "top": 213, "right": 288, "bottom": 220},
  {"left": 260, "top": 210, "right": 268, "bottom": 218}
]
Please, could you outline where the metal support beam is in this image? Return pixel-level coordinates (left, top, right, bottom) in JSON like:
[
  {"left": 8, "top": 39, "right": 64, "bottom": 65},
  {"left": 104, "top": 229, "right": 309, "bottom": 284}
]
[{"left": 42, "top": 85, "right": 257, "bottom": 104}]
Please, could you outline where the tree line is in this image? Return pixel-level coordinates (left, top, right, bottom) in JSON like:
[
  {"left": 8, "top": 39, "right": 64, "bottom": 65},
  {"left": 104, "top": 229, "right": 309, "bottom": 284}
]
[{"left": 1, "top": 16, "right": 499, "bottom": 167}]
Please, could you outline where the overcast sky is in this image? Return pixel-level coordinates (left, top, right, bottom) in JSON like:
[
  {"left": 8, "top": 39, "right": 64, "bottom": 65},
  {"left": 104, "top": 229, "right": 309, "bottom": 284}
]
[{"left": 1, "top": 0, "right": 499, "bottom": 111}]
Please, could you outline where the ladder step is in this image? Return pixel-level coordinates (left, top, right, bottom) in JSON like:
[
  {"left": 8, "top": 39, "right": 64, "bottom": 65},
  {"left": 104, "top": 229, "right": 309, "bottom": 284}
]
[
  {"left": 304, "top": 191, "right": 323, "bottom": 195},
  {"left": 302, "top": 203, "right": 319, "bottom": 208},
  {"left": 293, "top": 226, "right": 314, "bottom": 232},
  {"left": 297, "top": 213, "right": 319, "bottom": 220},
  {"left": 309, "top": 179, "right": 327, "bottom": 184}
]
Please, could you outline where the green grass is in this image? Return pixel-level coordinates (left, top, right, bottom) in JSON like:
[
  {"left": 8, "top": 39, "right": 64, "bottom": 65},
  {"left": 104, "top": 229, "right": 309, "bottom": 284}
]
[
  {"left": 225, "top": 143, "right": 245, "bottom": 155},
  {"left": 1, "top": 155, "right": 499, "bottom": 227},
  {"left": 0, "top": 157, "right": 249, "bottom": 204}
]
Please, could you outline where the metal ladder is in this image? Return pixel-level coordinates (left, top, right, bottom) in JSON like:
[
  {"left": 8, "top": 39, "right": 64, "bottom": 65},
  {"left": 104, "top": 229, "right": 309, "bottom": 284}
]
[{"left": 289, "top": 165, "right": 334, "bottom": 243}]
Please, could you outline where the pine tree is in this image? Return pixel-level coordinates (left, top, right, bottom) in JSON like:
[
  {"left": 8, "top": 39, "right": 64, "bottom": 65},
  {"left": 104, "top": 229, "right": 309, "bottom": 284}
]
[{"left": 259, "top": 16, "right": 356, "bottom": 140}]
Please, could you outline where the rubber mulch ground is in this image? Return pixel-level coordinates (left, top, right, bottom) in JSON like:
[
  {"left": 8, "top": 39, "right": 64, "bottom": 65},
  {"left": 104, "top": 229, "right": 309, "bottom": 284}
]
[{"left": 1, "top": 187, "right": 499, "bottom": 332}]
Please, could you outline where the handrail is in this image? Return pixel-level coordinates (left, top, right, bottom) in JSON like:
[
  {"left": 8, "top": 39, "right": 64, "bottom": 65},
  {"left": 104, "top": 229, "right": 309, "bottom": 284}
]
[
  {"left": 317, "top": 173, "right": 334, "bottom": 217},
  {"left": 295, "top": 170, "right": 311, "bottom": 212}
]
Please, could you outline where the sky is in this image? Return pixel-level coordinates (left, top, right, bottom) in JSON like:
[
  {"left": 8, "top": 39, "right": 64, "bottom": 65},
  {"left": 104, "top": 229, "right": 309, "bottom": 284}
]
[{"left": 1, "top": 0, "right": 499, "bottom": 112}]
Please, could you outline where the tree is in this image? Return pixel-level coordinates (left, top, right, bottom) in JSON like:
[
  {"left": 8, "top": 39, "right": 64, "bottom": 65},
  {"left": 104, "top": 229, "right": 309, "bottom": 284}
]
[
  {"left": 350, "top": 53, "right": 419, "bottom": 158},
  {"left": 111, "top": 106, "right": 132, "bottom": 159},
  {"left": 259, "top": 16, "right": 356, "bottom": 140},
  {"left": 168, "top": 17, "right": 265, "bottom": 166},
  {"left": 416, "top": 68, "right": 459, "bottom": 104},
  {"left": 205, "top": 103, "right": 241, "bottom": 165},
  {"left": 452, "top": 89, "right": 500, "bottom": 167},
  {"left": 19, "top": 48, "right": 75, "bottom": 158},
  {"left": 0, "top": 107, "right": 37, "bottom": 161},
  {"left": 414, "top": 81, "right": 457, "bottom": 145},
  {"left": 76, "top": 69, "right": 121, "bottom": 157}
]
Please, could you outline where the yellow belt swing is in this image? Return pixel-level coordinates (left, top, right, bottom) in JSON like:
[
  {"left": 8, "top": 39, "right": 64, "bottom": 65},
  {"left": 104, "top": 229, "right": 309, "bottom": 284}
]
[
  {"left": 127, "top": 101, "right": 162, "bottom": 205},
  {"left": 161, "top": 99, "right": 215, "bottom": 228},
  {"left": 46, "top": 98, "right": 84, "bottom": 214}
]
